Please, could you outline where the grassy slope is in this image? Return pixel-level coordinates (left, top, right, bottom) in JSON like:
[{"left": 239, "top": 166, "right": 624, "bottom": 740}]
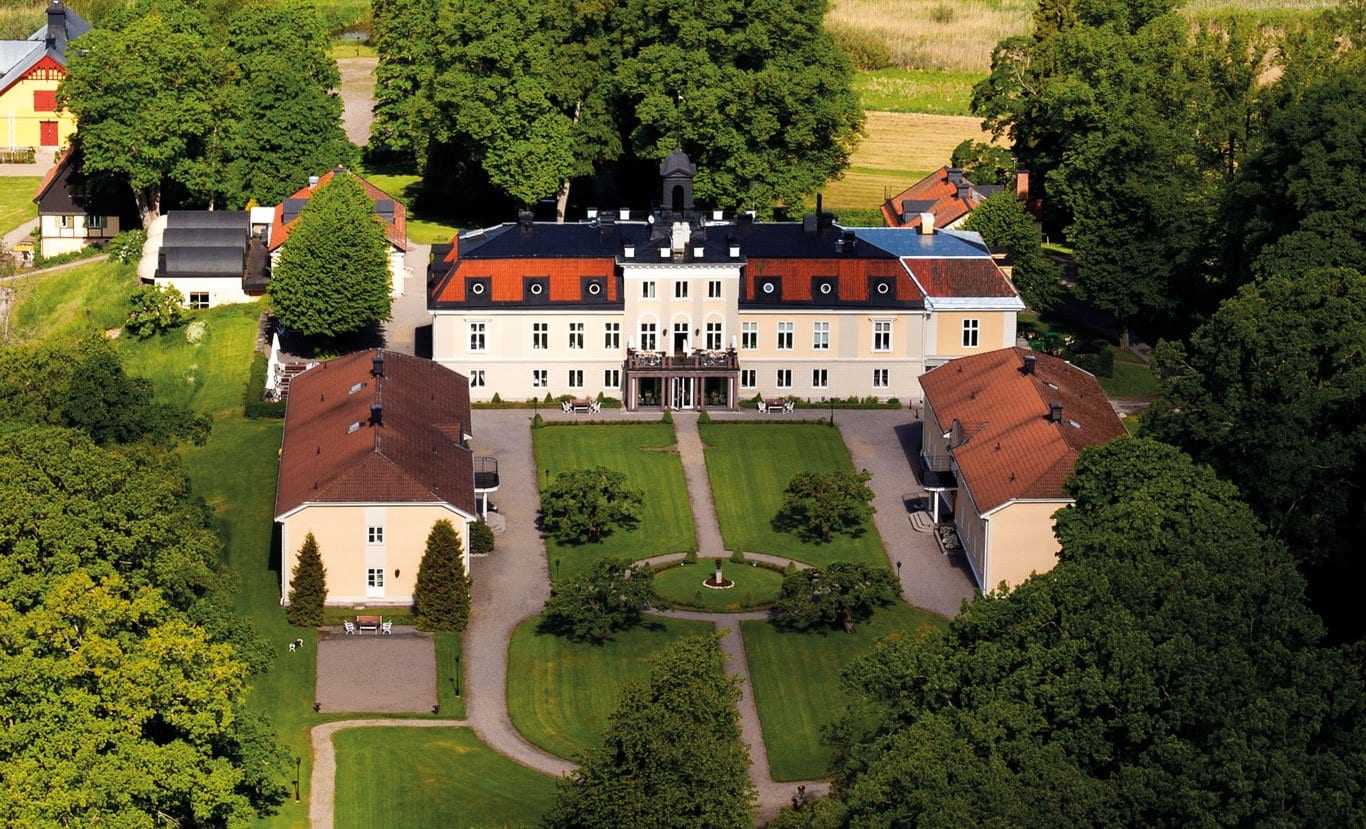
[
  {"left": 532, "top": 423, "right": 696, "bottom": 581},
  {"left": 0, "top": 175, "right": 40, "bottom": 234},
  {"left": 698, "top": 423, "right": 885, "bottom": 568},
  {"left": 653, "top": 561, "right": 783, "bottom": 612},
  {"left": 6, "top": 257, "right": 135, "bottom": 340},
  {"left": 334, "top": 728, "right": 557, "bottom": 829},
  {"left": 506, "top": 615, "right": 715, "bottom": 761},
  {"left": 742, "top": 602, "right": 947, "bottom": 781}
]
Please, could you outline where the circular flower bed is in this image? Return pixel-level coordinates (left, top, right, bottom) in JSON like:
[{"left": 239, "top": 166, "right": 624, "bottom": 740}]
[{"left": 653, "top": 561, "right": 784, "bottom": 613}]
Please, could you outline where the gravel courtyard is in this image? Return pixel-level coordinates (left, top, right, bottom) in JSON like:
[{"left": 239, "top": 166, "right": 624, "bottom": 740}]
[{"left": 315, "top": 627, "right": 437, "bottom": 714}]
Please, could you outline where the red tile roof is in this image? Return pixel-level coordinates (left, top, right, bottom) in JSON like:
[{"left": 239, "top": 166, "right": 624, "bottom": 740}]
[
  {"left": 883, "top": 167, "right": 980, "bottom": 229},
  {"left": 274, "top": 350, "right": 476, "bottom": 519},
  {"left": 904, "top": 258, "right": 1017, "bottom": 298},
  {"left": 433, "top": 256, "right": 618, "bottom": 303},
  {"left": 920, "top": 347, "right": 1126, "bottom": 513},
  {"left": 268, "top": 168, "right": 407, "bottom": 253},
  {"left": 744, "top": 257, "right": 922, "bottom": 302}
]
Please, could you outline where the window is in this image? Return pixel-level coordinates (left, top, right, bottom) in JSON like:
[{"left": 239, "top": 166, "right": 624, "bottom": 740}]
[
  {"left": 32, "top": 90, "right": 55, "bottom": 111},
  {"left": 604, "top": 322, "right": 620, "bottom": 350},
  {"left": 741, "top": 322, "right": 758, "bottom": 350},
  {"left": 642, "top": 281, "right": 656, "bottom": 298},
  {"left": 705, "top": 321, "right": 722, "bottom": 350},
  {"left": 367, "top": 526, "right": 384, "bottom": 544},
  {"left": 367, "top": 568, "right": 385, "bottom": 588},
  {"left": 708, "top": 280, "right": 722, "bottom": 299},
  {"left": 873, "top": 320, "right": 892, "bottom": 352},
  {"left": 604, "top": 369, "right": 620, "bottom": 389},
  {"left": 812, "top": 369, "right": 828, "bottom": 388},
  {"left": 639, "top": 322, "right": 657, "bottom": 351},
  {"left": 777, "top": 322, "right": 794, "bottom": 350},
  {"left": 532, "top": 369, "right": 548, "bottom": 388},
  {"left": 568, "top": 369, "right": 583, "bottom": 388},
  {"left": 962, "top": 318, "right": 980, "bottom": 348},
  {"left": 532, "top": 322, "right": 548, "bottom": 349},
  {"left": 776, "top": 369, "right": 792, "bottom": 389},
  {"left": 57, "top": 215, "right": 72, "bottom": 229},
  {"left": 873, "top": 368, "right": 889, "bottom": 389},
  {"left": 87, "top": 214, "right": 106, "bottom": 230},
  {"left": 188, "top": 292, "right": 209, "bottom": 309},
  {"left": 674, "top": 281, "right": 689, "bottom": 298},
  {"left": 813, "top": 321, "right": 830, "bottom": 350},
  {"left": 568, "top": 322, "right": 584, "bottom": 350},
  {"left": 470, "top": 370, "right": 486, "bottom": 388},
  {"left": 468, "top": 321, "right": 486, "bottom": 352},
  {"left": 741, "top": 369, "right": 756, "bottom": 388}
]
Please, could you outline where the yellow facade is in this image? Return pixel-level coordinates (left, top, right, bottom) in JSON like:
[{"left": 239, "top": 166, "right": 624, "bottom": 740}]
[
  {"left": 0, "top": 73, "right": 75, "bottom": 151},
  {"left": 931, "top": 310, "right": 1015, "bottom": 358},
  {"left": 985, "top": 500, "right": 1068, "bottom": 589},
  {"left": 280, "top": 503, "right": 472, "bottom": 607}
]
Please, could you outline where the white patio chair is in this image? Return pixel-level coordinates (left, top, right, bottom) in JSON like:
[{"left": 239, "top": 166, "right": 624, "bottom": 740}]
[
  {"left": 380, "top": 620, "right": 393, "bottom": 635},
  {"left": 783, "top": 400, "right": 795, "bottom": 413},
  {"left": 561, "top": 400, "right": 572, "bottom": 413},
  {"left": 343, "top": 621, "right": 355, "bottom": 636},
  {"left": 590, "top": 400, "right": 601, "bottom": 413}
]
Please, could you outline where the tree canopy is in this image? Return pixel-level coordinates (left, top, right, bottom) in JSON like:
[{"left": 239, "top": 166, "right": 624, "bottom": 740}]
[
  {"left": 286, "top": 532, "right": 326, "bottom": 627},
  {"left": 775, "top": 470, "right": 874, "bottom": 543},
  {"left": 963, "top": 191, "right": 1062, "bottom": 311},
  {"left": 821, "top": 438, "right": 1366, "bottom": 826},
  {"left": 269, "top": 174, "right": 393, "bottom": 338},
  {"left": 540, "top": 466, "right": 644, "bottom": 544},
  {"left": 413, "top": 519, "right": 471, "bottom": 631},
  {"left": 540, "top": 557, "right": 655, "bottom": 643},
  {"left": 545, "top": 634, "right": 755, "bottom": 827},
  {"left": 771, "top": 562, "right": 898, "bottom": 633}
]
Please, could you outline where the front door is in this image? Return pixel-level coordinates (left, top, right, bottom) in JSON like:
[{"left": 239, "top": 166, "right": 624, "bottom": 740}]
[
  {"left": 673, "top": 323, "right": 689, "bottom": 355},
  {"left": 671, "top": 377, "right": 693, "bottom": 410},
  {"left": 39, "top": 121, "right": 58, "bottom": 147}
]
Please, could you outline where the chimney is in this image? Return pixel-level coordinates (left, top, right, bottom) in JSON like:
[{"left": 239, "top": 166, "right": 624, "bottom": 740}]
[
  {"left": 308, "top": 175, "right": 320, "bottom": 188},
  {"left": 815, "top": 192, "right": 823, "bottom": 217},
  {"left": 517, "top": 210, "right": 534, "bottom": 232},
  {"left": 1015, "top": 168, "right": 1030, "bottom": 201},
  {"left": 1048, "top": 402, "right": 1063, "bottom": 423},
  {"left": 919, "top": 212, "right": 935, "bottom": 235},
  {"left": 587, "top": 207, "right": 598, "bottom": 219},
  {"left": 1023, "top": 353, "right": 1037, "bottom": 374},
  {"left": 45, "top": 1, "right": 66, "bottom": 54},
  {"left": 370, "top": 402, "right": 383, "bottom": 427},
  {"left": 620, "top": 208, "right": 631, "bottom": 221},
  {"left": 623, "top": 241, "right": 635, "bottom": 259},
  {"left": 371, "top": 353, "right": 384, "bottom": 377},
  {"left": 956, "top": 182, "right": 971, "bottom": 201},
  {"left": 946, "top": 167, "right": 964, "bottom": 184}
]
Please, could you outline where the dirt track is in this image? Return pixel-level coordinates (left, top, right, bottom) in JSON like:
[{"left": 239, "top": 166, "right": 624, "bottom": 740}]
[{"left": 337, "top": 57, "right": 378, "bottom": 148}]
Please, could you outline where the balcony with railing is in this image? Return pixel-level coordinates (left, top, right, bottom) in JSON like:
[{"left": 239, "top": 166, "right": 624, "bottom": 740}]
[
  {"left": 473, "top": 456, "right": 499, "bottom": 492},
  {"left": 625, "top": 349, "right": 739, "bottom": 372}
]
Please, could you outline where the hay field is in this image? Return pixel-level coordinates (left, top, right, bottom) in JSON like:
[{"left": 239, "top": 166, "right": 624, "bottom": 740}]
[{"left": 822, "top": 111, "right": 996, "bottom": 210}]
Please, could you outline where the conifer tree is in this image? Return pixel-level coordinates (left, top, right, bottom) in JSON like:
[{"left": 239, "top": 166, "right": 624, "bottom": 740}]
[
  {"left": 414, "top": 520, "right": 471, "bottom": 631},
  {"left": 286, "top": 532, "right": 326, "bottom": 626}
]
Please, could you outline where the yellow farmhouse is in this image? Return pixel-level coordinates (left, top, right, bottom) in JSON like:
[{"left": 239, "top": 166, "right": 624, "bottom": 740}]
[
  {"left": 919, "top": 347, "right": 1126, "bottom": 592},
  {"left": 0, "top": 2, "right": 85, "bottom": 152},
  {"left": 274, "top": 350, "right": 481, "bottom": 607},
  {"left": 427, "top": 151, "right": 1025, "bottom": 409}
]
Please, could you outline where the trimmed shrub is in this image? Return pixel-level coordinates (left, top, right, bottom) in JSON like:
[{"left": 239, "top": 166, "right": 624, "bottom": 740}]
[
  {"left": 698, "top": 409, "right": 712, "bottom": 424},
  {"left": 661, "top": 410, "right": 673, "bottom": 424},
  {"left": 243, "top": 352, "right": 286, "bottom": 418},
  {"left": 683, "top": 549, "right": 699, "bottom": 565},
  {"left": 532, "top": 412, "right": 545, "bottom": 429},
  {"left": 729, "top": 549, "right": 746, "bottom": 564},
  {"left": 413, "top": 520, "right": 471, "bottom": 631},
  {"left": 469, "top": 520, "right": 495, "bottom": 555}
]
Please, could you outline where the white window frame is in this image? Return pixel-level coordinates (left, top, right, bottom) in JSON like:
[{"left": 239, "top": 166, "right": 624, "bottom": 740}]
[
  {"left": 741, "top": 322, "right": 758, "bottom": 350},
  {"left": 470, "top": 370, "right": 486, "bottom": 388},
  {"left": 642, "top": 280, "right": 656, "bottom": 299},
  {"left": 604, "top": 322, "right": 620, "bottom": 350},
  {"left": 873, "top": 368, "right": 889, "bottom": 389},
  {"left": 812, "top": 369, "right": 828, "bottom": 389},
  {"left": 568, "top": 322, "right": 584, "bottom": 350},
  {"left": 86, "top": 214, "right": 106, "bottom": 230},
  {"left": 532, "top": 322, "right": 548, "bottom": 350},
  {"left": 813, "top": 321, "right": 830, "bottom": 350},
  {"left": 873, "top": 320, "right": 892, "bottom": 352},
  {"left": 532, "top": 369, "right": 548, "bottom": 388},
  {"left": 568, "top": 369, "right": 584, "bottom": 388},
  {"left": 705, "top": 321, "right": 722, "bottom": 351},
  {"left": 777, "top": 322, "right": 794, "bottom": 350},
  {"left": 367, "top": 526, "right": 384, "bottom": 544},
  {"left": 674, "top": 280, "right": 689, "bottom": 299},
  {"left": 639, "top": 322, "right": 657, "bottom": 351},
  {"left": 708, "top": 280, "right": 722, "bottom": 299},
  {"left": 468, "top": 320, "right": 486, "bottom": 352},
  {"left": 57, "top": 214, "right": 72, "bottom": 229},
  {"left": 962, "top": 318, "right": 980, "bottom": 348},
  {"left": 604, "top": 369, "right": 620, "bottom": 389},
  {"left": 740, "top": 369, "right": 756, "bottom": 388},
  {"left": 776, "top": 369, "right": 792, "bottom": 389},
  {"left": 188, "top": 292, "right": 210, "bottom": 310},
  {"left": 367, "top": 568, "right": 385, "bottom": 588}
]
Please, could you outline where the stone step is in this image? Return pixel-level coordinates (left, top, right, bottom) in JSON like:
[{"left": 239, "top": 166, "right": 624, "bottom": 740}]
[{"left": 908, "top": 510, "right": 936, "bottom": 533}]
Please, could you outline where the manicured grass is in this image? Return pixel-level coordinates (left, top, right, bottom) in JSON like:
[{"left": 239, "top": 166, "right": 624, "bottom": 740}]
[
  {"left": 741, "top": 602, "right": 947, "bottom": 781},
  {"left": 7, "top": 257, "right": 135, "bottom": 340},
  {"left": 118, "top": 302, "right": 264, "bottom": 419},
  {"left": 853, "top": 68, "right": 982, "bottom": 115},
  {"left": 433, "top": 633, "right": 466, "bottom": 718},
  {"left": 359, "top": 170, "right": 464, "bottom": 244},
  {"left": 654, "top": 561, "right": 783, "bottom": 612},
  {"left": 698, "top": 423, "right": 885, "bottom": 569},
  {"left": 533, "top": 424, "right": 696, "bottom": 581},
  {"left": 334, "top": 728, "right": 557, "bottom": 829},
  {"left": 0, "top": 175, "right": 40, "bottom": 234},
  {"left": 328, "top": 40, "right": 377, "bottom": 59},
  {"left": 507, "top": 615, "right": 715, "bottom": 760}
]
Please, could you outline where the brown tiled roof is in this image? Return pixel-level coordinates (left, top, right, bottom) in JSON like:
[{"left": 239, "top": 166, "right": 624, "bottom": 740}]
[
  {"left": 920, "top": 347, "right": 1126, "bottom": 513},
  {"left": 269, "top": 168, "right": 408, "bottom": 253},
  {"left": 882, "top": 166, "right": 980, "bottom": 228},
  {"left": 274, "top": 350, "right": 476, "bottom": 518},
  {"left": 905, "top": 258, "right": 1016, "bottom": 298}
]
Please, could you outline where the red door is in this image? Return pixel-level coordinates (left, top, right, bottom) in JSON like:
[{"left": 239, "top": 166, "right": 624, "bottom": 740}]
[{"left": 39, "top": 121, "right": 58, "bottom": 146}]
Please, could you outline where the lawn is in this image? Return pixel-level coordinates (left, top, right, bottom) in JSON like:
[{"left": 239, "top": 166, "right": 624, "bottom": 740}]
[
  {"left": 1017, "top": 310, "right": 1158, "bottom": 399},
  {"left": 533, "top": 424, "right": 696, "bottom": 581},
  {"left": 654, "top": 561, "right": 783, "bottom": 612},
  {"left": 6, "top": 257, "right": 136, "bottom": 340},
  {"left": 507, "top": 615, "right": 715, "bottom": 761},
  {"left": 853, "top": 68, "right": 982, "bottom": 115},
  {"left": 334, "top": 728, "right": 557, "bottom": 829},
  {"left": 358, "top": 170, "right": 463, "bottom": 244},
  {"left": 742, "top": 602, "right": 947, "bottom": 781},
  {"left": 698, "top": 422, "right": 886, "bottom": 569},
  {"left": 0, "top": 175, "right": 40, "bottom": 234}
]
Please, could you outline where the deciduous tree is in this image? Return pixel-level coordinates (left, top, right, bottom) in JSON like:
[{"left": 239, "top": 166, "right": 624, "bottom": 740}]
[
  {"left": 413, "top": 519, "right": 471, "bottom": 631},
  {"left": 269, "top": 174, "right": 393, "bottom": 338},
  {"left": 775, "top": 470, "right": 874, "bottom": 543},
  {"left": 540, "top": 466, "right": 643, "bottom": 544},
  {"left": 540, "top": 557, "right": 655, "bottom": 643},
  {"left": 963, "top": 191, "right": 1062, "bottom": 311},
  {"left": 546, "top": 634, "right": 755, "bottom": 827},
  {"left": 950, "top": 139, "right": 1015, "bottom": 185},
  {"left": 60, "top": 339, "right": 210, "bottom": 446},
  {"left": 772, "top": 561, "right": 898, "bottom": 633},
  {"left": 286, "top": 532, "right": 326, "bottom": 627}
]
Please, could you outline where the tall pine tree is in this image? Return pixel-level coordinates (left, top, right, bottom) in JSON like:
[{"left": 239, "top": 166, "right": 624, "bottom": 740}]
[
  {"left": 286, "top": 532, "right": 326, "bottom": 626},
  {"left": 413, "top": 519, "right": 471, "bottom": 632}
]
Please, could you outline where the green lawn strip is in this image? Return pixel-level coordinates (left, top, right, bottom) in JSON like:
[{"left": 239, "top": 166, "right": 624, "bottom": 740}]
[
  {"left": 433, "top": 633, "right": 465, "bottom": 718},
  {"left": 653, "top": 561, "right": 783, "bottom": 612},
  {"left": 741, "top": 602, "right": 948, "bottom": 781},
  {"left": 0, "top": 175, "right": 40, "bottom": 234},
  {"left": 698, "top": 423, "right": 885, "bottom": 569},
  {"left": 8, "top": 257, "right": 136, "bottom": 339},
  {"left": 853, "top": 68, "right": 983, "bottom": 115},
  {"left": 507, "top": 615, "right": 715, "bottom": 761},
  {"left": 533, "top": 423, "right": 696, "bottom": 581},
  {"left": 118, "top": 302, "right": 264, "bottom": 418},
  {"left": 334, "top": 727, "right": 556, "bottom": 829}
]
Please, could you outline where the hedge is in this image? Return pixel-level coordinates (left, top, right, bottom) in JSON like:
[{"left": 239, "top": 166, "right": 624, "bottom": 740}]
[{"left": 243, "top": 352, "right": 286, "bottom": 418}]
